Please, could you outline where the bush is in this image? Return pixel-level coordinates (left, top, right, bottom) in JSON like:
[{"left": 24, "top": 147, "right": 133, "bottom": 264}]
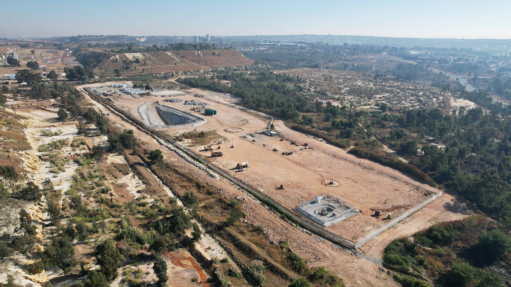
[
  {"left": 148, "top": 149, "right": 163, "bottom": 162},
  {"left": 192, "top": 223, "right": 202, "bottom": 242},
  {"left": 95, "top": 240, "right": 123, "bottom": 280},
  {"left": 477, "top": 229, "right": 511, "bottom": 264},
  {"left": 18, "top": 182, "right": 41, "bottom": 201},
  {"left": 57, "top": 108, "right": 68, "bottom": 121},
  {"left": 182, "top": 191, "right": 197, "bottom": 207},
  {"left": 0, "top": 242, "right": 13, "bottom": 259},
  {"left": 227, "top": 209, "right": 244, "bottom": 226},
  {"left": 83, "top": 270, "right": 108, "bottom": 287},
  {"left": 289, "top": 278, "right": 312, "bottom": 287},
  {"left": 41, "top": 236, "right": 76, "bottom": 271},
  {"left": 248, "top": 260, "right": 266, "bottom": 287},
  {"left": 153, "top": 256, "right": 168, "bottom": 286},
  {"left": 442, "top": 262, "right": 501, "bottom": 287},
  {"left": 393, "top": 274, "right": 430, "bottom": 287},
  {"left": 287, "top": 253, "right": 309, "bottom": 275}
]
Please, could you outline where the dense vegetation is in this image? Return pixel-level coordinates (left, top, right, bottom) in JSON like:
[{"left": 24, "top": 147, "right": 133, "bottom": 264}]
[{"left": 384, "top": 216, "right": 508, "bottom": 286}]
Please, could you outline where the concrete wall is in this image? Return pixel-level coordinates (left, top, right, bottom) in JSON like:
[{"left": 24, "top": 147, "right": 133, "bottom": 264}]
[
  {"left": 354, "top": 192, "right": 443, "bottom": 248},
  {"left": 155, "top": 104, "right": 205, "bottom": 126}
]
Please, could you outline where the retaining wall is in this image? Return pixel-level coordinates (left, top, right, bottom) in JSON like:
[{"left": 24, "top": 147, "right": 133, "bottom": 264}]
[{"left": 354, "top": 192, "right": 443, "bottom": 248}]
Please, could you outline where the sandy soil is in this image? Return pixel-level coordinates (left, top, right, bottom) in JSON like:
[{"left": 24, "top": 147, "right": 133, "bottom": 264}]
[
  {"left": 77, "top": 82, "right": 476, "bottom": 287},
  {"left": 103, "top": 86, "right": 443, "bottom": 242}
]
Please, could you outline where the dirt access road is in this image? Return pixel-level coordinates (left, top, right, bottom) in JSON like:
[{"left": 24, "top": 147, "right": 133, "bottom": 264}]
[{"left": 77, "top": 82, "right": 474, "bottom": 286}]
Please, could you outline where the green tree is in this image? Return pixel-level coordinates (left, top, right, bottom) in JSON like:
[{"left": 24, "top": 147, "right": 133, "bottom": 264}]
[
  {"left": 16, "top": 209, "right": 36, "bottom": 236},
  {"left": 42, "top": 236, "right": 76, "bottom": 271},
  {"left": 148, "top": 149, "right": 163, "bottom": 162},
  {"left": 95, "top": 240, "right": 123, "bottom": 280},
  {"left": 83, "top": 271, "right": 108, "bottom": 287},
  {"left": 227, "top": 209, "right": 244, "bottom": 226},
  {"left": 18, "top": 182, "right": 41, "bottom": 201},
  {"left": 48, "top": 70, "right": 58, "bottom": 82},
  {"left": 182, "top": 191, "right": 197, "bottom": 207},
  {"left": 92, "top": 145, "right": 105, "bottom": 161},
  {"left": 192, "top": 223, "right": 202, "bottom": 242},
  {"left": 380, "top": 103, "right": 388, "bottom": 113},
  {"left": 289, "top": 278, "right": 311, "bottom": 287},
  {"left": 150, "top": 235, "right": 168, "bottom": 254},
  {"left": 47, "top": 200, "right": 61, "bottom": 226},
  {"left": 477, "top": 229, "right": 511, "bottom": 264},
  {"left": 153, "top": 256, "right": 168, "bottom": 286},
  {"left": 75, "top": 222, "right": 89, "bottom": 242},
  {"left": 57, "top": 108, "right": 68, "bottom": 121},
  {"left": 26, "top": 61, "right": 39, "bottom": 70},
  {"left": 7, "top": 56, "right": 20, "bottom": 67}
]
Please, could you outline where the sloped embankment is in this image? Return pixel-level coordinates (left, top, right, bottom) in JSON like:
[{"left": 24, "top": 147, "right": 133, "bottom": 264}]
[{"left": 85, "top": 49, "right": 254, "bottom": 75}]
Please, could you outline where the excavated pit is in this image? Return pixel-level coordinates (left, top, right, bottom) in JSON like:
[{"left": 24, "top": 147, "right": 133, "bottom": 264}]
[{"left": 138, "top": 102, "right": 206, "bottom": 128}]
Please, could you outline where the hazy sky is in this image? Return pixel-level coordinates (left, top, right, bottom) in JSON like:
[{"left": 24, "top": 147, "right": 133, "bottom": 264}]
[{"left": 1, "top": 0, "right": 510, "bottom": 39}]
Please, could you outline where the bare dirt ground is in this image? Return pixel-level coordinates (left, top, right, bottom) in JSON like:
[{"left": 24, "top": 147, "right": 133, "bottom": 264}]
[{"left": 77, "top": 82, "right": 475, "bottom": 286}]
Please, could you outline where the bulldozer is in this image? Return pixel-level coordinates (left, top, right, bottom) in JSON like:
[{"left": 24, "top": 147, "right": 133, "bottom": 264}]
[
  {"left": 236, "top": 162, "right": 249, "bottom": 169},
  {"left": 211, "top": 151, "right": 223, "bottom": 157}
]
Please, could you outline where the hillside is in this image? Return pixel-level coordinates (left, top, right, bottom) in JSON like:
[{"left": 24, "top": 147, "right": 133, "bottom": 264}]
[{"left": 77, "top": 49, "right": 254, "bottom": 75}]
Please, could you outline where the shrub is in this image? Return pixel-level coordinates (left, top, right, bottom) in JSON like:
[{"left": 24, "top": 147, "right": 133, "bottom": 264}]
[
  {"left": 153, "top": 256, "right": 168, "bottom": 286},
  {"left": 289, "top": 278, "right": 312, "bottom": 287},
  {"left": 83, "top": 270, "right": 108, "bottom": 287},
  {"left": 287, "top": 253, "right": 309, "bottom": 275},
  {"left": 18, "top": 182, "right": 41, "bottom": 201},
  {"left": 0, "top": 242, "right": 13, "bottom": 259},
  {"left": 42, "top": 236, "right": 76, "bottom": 271},
  {"left": 182, "top": 191, "right": 197, "bottom": 207},
  {"left": 248, "top": 260, "right": 267, "bottom": 287},
  {"left": 393, "top": 274, "right": 430, "bottom": 287},
  {"left": 477, "top": 229, "right": 511, "bottom": 264},
  {"left": 192, "top": 223, "right": 202, "bottom": 242},
  {"left": 148, "top": 149, "right": 163, "bottom": 162},
  {"left": 227, "top": 209, "right": 244, "bottom": 226},
  {"left": 95, "top": 240, "right": 123, "bottom": 280}
]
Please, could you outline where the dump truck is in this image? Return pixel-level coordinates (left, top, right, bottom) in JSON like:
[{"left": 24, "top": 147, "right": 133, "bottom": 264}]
[
  {"left": 236, "top": 162, "right": 249, "bottom": 169},
  {"left": 211, "top": 151, "right": 223, "bottom": 157}
]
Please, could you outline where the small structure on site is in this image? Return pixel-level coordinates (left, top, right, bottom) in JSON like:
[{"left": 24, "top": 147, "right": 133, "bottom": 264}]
[
  {"left": 296, "top": 194, "right": 359, "bottom": 227},
  {"left": 205, "top": 108, "right": 217, "bottom": 116}
]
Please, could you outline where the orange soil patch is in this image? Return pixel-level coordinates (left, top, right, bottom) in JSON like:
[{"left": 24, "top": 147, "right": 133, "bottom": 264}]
[{"left": 164, "top": 252, "right": 210, "bottom": 287}]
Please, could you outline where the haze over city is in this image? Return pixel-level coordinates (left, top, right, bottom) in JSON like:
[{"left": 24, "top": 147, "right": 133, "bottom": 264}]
[{"left": 1, "top": 0, "right": 511, "bottom": 39}]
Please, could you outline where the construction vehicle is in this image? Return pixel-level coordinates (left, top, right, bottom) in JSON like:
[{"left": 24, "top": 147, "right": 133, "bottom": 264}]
[
  {"left": 276, "top": 185, "right": 284, "bottom": 190},
  {"left": 282, "top": 152, "right": 293, "bottom": 156},
  {"left": 204, "top": 146, "right": 213, "bottom": 151},
  {"left": 273, "top": 148, "right": 278, "bottom": 152},
  {"left": 211, "top": 151, "right": 223, "bottom": 157},
  {"left": 236, "top": 162, "right": 249, "bottom": 169}
]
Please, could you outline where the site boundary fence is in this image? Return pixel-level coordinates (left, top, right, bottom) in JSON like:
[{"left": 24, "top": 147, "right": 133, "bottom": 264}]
[{"left": 354, "top": 191, "right": 443, "bottom": 248}]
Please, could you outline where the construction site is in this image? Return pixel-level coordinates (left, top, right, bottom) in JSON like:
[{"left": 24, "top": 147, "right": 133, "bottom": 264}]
[{"left": 80, "top": 81, "right": 458, "bottom": 247}]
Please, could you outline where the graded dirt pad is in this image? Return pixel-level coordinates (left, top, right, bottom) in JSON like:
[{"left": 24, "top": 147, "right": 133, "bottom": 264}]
[{"left": 77, "top": 82, "right": 475, "bottom": 287}]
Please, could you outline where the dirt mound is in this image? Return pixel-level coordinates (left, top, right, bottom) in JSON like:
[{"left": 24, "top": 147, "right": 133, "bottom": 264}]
[{"left": 90, "top": 49, "right": 253, "bottom": 75}]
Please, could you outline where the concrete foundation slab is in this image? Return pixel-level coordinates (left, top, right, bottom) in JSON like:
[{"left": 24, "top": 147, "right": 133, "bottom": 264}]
[{"left": 297, "top": 194, "right": 359, "bottom": 227}]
